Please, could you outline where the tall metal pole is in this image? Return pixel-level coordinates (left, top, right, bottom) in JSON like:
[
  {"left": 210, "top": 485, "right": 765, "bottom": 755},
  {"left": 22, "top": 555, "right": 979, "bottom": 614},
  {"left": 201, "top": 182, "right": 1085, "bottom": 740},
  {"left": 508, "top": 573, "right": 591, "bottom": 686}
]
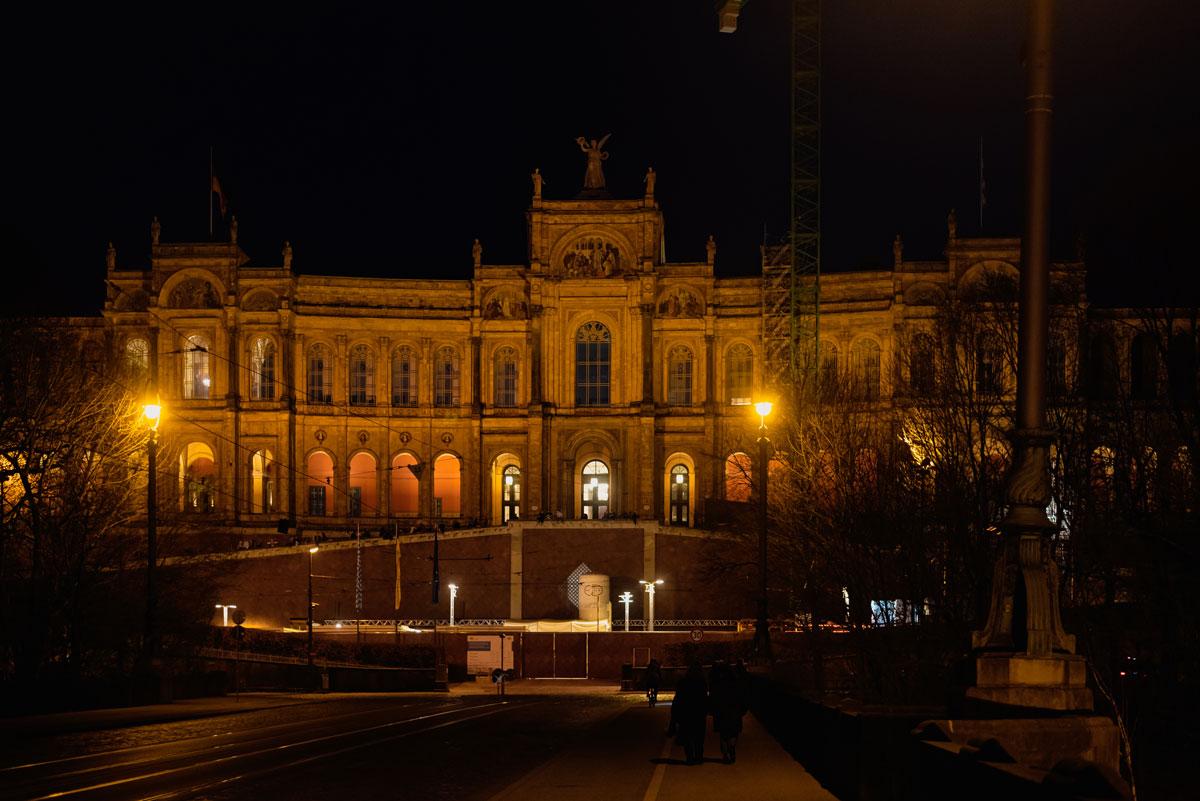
[
  {"left": 307, "top": 548, "right": 315, "bottom": 666},
  {"left": 144, "top": 431, "right": 158, "bottom": 665},
  {"left": 755, "top": 425, "right": 772, "bottom": 661}
]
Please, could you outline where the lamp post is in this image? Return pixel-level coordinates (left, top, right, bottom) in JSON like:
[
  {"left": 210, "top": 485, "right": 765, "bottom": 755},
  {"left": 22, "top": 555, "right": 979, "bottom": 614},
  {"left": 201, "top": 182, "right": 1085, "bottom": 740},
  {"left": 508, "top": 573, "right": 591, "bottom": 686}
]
[
  {"left": 215, "top": 604, "right": 237, "bottom": 627},
  {"left": 639, "top": 579, "right": 663, "bottom": 631},
  {"left": 619, "top": 591, "right": 634, "bottom": 632},
  {"left": 307, "top": 546, "right": 319, "bottom": 666},
  {"left": 448, "top": 583, "right": 458, "bottom": 627},
  {"left": 754, "top": 400, "right": 773, "bottom": 662},
  {"left": 141, "top": 400, "right": 161, "bottom": 666}
]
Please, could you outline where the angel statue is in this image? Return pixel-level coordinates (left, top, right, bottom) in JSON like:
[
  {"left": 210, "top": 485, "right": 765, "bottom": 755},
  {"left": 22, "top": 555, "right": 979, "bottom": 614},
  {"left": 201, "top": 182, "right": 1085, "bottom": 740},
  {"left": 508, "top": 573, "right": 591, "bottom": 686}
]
[{"left": 576, "top": 134, "right": 611, "bottom": 190}]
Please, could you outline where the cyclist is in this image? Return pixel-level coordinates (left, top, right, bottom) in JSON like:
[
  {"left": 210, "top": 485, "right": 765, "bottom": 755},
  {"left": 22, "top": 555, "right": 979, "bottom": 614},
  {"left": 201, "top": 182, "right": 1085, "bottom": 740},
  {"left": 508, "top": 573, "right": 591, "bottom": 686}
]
[{"left": 645, "top": 657, "right": 662, "bottom": 707}]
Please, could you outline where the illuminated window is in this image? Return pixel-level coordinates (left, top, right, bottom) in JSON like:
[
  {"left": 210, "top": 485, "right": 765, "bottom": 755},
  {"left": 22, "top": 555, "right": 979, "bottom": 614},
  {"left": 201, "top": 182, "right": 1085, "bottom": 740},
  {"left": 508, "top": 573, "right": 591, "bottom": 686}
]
[
  {"left": 307, "top": 451, "right": 333, "bottom": 516},
  {"left": 349, "top": 452, "right": 377, "bottom": 516},
  {"left": 181, "top": 442, "right": 216, "bottom": 513},
  {"left": 581, "top": 459, "right": 610, "bottom": 519},
  {"left": 182, "top": 335, "right": 211, "bottom": 400},
  {"left": 1091, "top": 446, "right": 1116, "bottom": 506},
  {"left": 434, "top": 453, "right": 461, "bottom": 516},
  {"left": 126, "top": 337, "right": 149, "bottom": 374},
  {"left": 502, "top": 464, "right": 521, "bottom": 522},
  {"left": 349, "top": 344, "right": 376, "bottom": 406},
  {"left": 391, "top": 346, "right": 417, "bottom": 407},
  {"left": 307, "top": 344, "right": 332, "bottom": 404},
  {"left": 725, "top": 452, "right": 752, "bottom": 502},
  {"left": 494, "top": 347, "right": 519, "bottom": 407},
  {"left": 250, "top": 449, "right": 274, "bottom": 513},
  {"left": 726, "top": 344, "right": 753, "bottom": 405},
  {"left": 852, "top": 339, "right": 882, "bottom": 400},
  {"left": 667, "top": 346, "right": 693, "bottom": 406},
  {"left": 434, "top": 347, "right": 460, "bottom": 407},
  {"left": 390, "top": 453, "right": 419, "bottom": 516},
  {"left": 250, "top": 337, "right": 276, "bottom": 400},
  {"left": 669, "top": 464, "right": 689, "bottom": 525},
  {"left": 575, "top": 322, "right": 611, "bottom": 407}
]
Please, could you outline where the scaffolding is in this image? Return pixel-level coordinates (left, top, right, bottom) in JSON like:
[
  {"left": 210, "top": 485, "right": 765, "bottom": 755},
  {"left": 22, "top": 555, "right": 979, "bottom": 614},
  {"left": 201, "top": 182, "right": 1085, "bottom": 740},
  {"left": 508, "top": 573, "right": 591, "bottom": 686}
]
[{"left": 762, "top": 1, "right": 820, "bottom": 391}]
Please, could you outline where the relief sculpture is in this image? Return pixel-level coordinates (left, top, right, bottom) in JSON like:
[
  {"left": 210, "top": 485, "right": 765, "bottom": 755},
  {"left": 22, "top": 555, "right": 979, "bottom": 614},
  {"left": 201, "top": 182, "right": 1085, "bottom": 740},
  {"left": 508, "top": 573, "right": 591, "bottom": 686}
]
[
  {"left": 657, "top": 287, "right": 704, "bottom": 317},
  {"left": 169, "top": 277, "right": 221, "bottom": 309},
  {"left": 482, "top": 293, "right": 529, "bottom": 320}
]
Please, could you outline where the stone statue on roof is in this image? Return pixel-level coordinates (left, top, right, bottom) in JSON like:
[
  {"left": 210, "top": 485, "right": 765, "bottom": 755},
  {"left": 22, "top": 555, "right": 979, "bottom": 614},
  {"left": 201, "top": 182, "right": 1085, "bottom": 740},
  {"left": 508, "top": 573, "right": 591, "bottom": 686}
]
[
  {"left": 576, "top": 134, "right": 611, "bottom": 190},
  {"left": 151, "top": 216, "right": 161, "bottom": 245},
  {"left": 531, "top": 168, "right": 543, "bottom": 200}
]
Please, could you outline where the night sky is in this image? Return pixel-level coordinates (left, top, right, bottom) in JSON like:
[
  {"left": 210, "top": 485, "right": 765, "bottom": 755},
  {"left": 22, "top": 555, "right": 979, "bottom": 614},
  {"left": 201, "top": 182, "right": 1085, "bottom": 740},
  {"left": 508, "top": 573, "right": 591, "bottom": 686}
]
[{"left": 4, "top": 1, "right": 1196, "bottom": 317}]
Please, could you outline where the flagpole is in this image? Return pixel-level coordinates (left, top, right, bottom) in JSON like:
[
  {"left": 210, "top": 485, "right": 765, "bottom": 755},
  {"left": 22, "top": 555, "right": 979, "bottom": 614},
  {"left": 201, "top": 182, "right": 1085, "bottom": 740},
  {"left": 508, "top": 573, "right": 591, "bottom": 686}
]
[
  {"left": 209, "top": 146, "right": 214, "bottom": 240},
  {"left": 978, "top": 137, "right": 984, "bottom": 231}
]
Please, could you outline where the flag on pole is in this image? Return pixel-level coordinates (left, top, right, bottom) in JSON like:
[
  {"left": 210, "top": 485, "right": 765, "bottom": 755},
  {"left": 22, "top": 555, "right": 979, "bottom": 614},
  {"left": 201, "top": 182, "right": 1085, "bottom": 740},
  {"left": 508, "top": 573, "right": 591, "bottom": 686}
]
[{"left": 211, "top": 174, "right": 228, "bottom": 217}]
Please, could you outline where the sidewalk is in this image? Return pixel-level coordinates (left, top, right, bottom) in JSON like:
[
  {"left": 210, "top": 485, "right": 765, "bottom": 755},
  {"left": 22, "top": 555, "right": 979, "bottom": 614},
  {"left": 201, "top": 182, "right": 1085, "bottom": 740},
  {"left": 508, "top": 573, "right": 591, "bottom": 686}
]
[
  {"left": 487, "top": 699, "right": 837, "bottom": 801},
  {"left": 2, "top": 692, "right": 323, "bottom": 739}
]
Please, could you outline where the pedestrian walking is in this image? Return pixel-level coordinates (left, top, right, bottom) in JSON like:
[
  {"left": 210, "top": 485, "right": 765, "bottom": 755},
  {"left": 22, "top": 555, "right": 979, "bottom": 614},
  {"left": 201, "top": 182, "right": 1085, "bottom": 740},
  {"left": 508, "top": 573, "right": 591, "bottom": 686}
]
[
  {"left": 708, "top": 661, "right": 748, "bottom": 763},
  {"left": 645, "top": 657, "right": 662, "bottom": 707},
  {"left": 667, "top": 662, "right": 708, "bottom": 765}
]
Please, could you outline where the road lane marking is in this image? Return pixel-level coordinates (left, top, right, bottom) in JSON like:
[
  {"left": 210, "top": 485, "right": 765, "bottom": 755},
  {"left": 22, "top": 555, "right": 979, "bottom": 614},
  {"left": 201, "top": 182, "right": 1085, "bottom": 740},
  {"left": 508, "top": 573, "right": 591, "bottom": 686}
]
[
  {"left": 24, "top": 701, "right": 513, "bottom": 801},
  {"left": 641, "top": 735, "right": 674, "bottom": 801}
]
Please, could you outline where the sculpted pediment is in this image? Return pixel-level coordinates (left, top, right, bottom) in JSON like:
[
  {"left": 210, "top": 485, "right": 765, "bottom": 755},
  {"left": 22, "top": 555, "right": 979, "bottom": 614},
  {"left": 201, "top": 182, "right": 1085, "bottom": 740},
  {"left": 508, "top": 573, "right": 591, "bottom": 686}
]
[
  {"left": 657, "top": 286, "right": 704, "bottom": 317},
  {"left": 169, "top": 277, "right": 221, "bottom": 309},
  {"left": 242, "top": 289, "right": 281, "bottom": 311},
  {"left": 562, "top": 235, "right": 622, "bottom": 277},
  {"left": 482, "top": 290, "right": 528, "bottom": 320}
]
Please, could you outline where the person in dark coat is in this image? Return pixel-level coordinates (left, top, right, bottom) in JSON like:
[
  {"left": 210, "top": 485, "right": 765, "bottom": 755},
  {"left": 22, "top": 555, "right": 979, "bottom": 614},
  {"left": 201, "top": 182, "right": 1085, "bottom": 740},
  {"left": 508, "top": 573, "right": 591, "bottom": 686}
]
[
  {"left": 708, "top": 661, "right": 749, "bottom": 763},
  {"left": 668, "top": 662, "right": 708, "bottom": 765},
  {"left": 645, "top": 658, "right": 662, "bottom": 706}
]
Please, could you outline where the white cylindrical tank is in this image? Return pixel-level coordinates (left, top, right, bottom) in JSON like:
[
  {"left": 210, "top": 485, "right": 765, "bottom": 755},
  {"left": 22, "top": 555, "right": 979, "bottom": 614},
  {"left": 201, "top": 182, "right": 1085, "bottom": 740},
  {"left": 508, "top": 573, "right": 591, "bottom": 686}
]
[{"left": 578, "top": 573, "right": 611, "bottom": 624}]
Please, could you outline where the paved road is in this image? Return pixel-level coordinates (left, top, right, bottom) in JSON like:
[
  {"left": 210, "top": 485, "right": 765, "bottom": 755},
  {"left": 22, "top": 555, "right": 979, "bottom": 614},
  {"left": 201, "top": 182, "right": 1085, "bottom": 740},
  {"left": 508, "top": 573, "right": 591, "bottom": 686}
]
[{"left": 1, "top": 685, "right": 834, "bottom": 801}]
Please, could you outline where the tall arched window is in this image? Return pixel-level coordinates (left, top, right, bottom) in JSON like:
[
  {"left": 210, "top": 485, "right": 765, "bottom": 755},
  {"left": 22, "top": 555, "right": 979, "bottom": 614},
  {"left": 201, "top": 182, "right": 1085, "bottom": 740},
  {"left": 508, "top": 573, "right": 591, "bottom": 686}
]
[
  {"left": 182, "top": 335, "right": 211, "bottom": 399},
  {"left": 307, "top": 451, "right": 334, "bottom": 516},
  {"left": 851, "top": 339, "right": 881, "bottom": 400},
  {"left": 667, "top": 346, "right": 693, "bottom": 406},
  {"left": 910, "top": 333, "right": 935, "bottom": 394},
  {"left": 390, "top": 453, "right": 419, "bottom": 516},
  {"left": 250, "top": 449, "right": 274, "bottom": 513},
  {"left": 575, "top": 322, "right": 611, "bottom": 406},
  {"left": 1088, "top": 334, "right": 1119, "bottom": 400},
  {"left": 1091, "top": 446, "right": 1116, "bottom": 506},
  {"left": 307, "top": 344, "right": 332, "bottom": 404},
  {"left": 434, "top": 453, "right": 461, "bottom": 517},
  {"left": 250, "top": 337, "right": 276, "bottom": 400},
  {"left": 669, "top": 464, "right": 690, "bottom": 526},
  {"left": 1130, "top": 333, "right": 1157, "bottom": 401},
  {"left": 581, "top": 459, "right": 610, "bottom": 519},
  {"left": 348, "top": 452, "right": 377, "bottom": 516},
  {"left": 494, "top": 346, "right": 519, "bottom": 407},
  {"left": 725, "top": 452, "right": 752, "bottom": 502},
  {"left": 349, "top": 344, "right": 376, "bottom": 406},
  {"left": 502, "top": 465, "right": 521, "bottom": 522},
  {"left": 181, "top": 442, "right": 216, "bottom": 512},
  {"left": 391, "top": 346, "right": 417, "bottom": 407},
  {"left": 974, "top": 335, "right": 1003, "bottom": 396},
  {"left": 125, "top": 337, "right": 149, "bottom": 375},
  {"left": 819, "top": 342, "right": 838, "bottom": 401},
  {"left": 726, "top": 343, "right": 753, "bottom": 405},
  {"left": 434, "top": 347, "right": 460, "bottom": 407}
]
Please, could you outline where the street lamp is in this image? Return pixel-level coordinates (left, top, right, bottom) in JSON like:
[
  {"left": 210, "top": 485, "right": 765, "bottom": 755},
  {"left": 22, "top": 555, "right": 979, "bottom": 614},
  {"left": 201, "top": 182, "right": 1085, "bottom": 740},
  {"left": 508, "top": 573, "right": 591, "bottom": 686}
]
[
  {"left": 639, "top": 579, "right": 664, "bottom": 631},
  {"left": 754, "top": 399, "right": 773, "bottom": 662},
  {"left": 141, "top": 399, "right": 161, "bottom": 667},
  {"left": 307, "top": 546, "right": 319, "bottom": 666},
  {"left": 618, "top": 591, "right": 634, "bottom": 632},
  {"left": 448, "top": 583, "right": 458, "bottom": 627},
  {"left": 215, "top": 604, "right": 237, "bottom": 627}
]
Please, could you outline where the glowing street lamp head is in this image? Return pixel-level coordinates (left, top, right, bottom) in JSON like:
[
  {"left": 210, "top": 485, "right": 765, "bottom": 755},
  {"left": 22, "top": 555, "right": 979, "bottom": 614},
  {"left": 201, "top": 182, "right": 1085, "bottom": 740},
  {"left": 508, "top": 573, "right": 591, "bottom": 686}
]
[
  {"left": 448, "top": 583, "right": 458, "bottom": 590},
  {"left": 754, "top": 400, "right": 773, "bottom": 419},
  {"left": 142, "top": 400, "right": 162, "bottom": 431},
  {"left": 308, "top": 546, "right": 319, "bottom": 554}
]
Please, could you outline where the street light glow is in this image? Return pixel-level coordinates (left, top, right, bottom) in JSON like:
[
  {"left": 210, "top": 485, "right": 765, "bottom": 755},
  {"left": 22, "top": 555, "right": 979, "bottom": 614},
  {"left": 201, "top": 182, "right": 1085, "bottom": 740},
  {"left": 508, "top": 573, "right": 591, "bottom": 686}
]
[
  {"left": 754, "top": 400, "right": 773, "bottom": 419},
  {"left": 309, "top": 546, "right": 319, "bottom": 554}
]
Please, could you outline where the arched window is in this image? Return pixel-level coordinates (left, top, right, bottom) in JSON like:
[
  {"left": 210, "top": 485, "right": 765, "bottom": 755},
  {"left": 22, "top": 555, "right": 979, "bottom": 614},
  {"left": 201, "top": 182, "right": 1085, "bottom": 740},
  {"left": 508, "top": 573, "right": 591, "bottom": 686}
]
[
  {"left": 1047, "top": 336, "right": 1068, "bottom": 397},
  {"left": 581, "top": 459, "right": 610, "bottom": 519},
  {"left": 910, "top": 334, "right": 935, "bottom": 394},
  {"left": 307, "top": 344, "right": 332, "bottom": 404},
  {"left": 669, "top": 464, "right": 690, "bottom": 526},
  {"left": 250, "top": 449, "right": 275, "bottom": 513},
  {"left": 348, "top": 452, "right": 377, "bottom": 516},
  {"left": 1088, "top": 334, "right": 1119, "bottom": 400},
  {"left": 725, "top": 452, "right": 752, "bottom": 502},
  {"left": 349, "top": 344, "right": 376, "bottom": 406},
  {"left": 434, "top": 453, "right": 461, "bottom": 517},
  {"left": 181, "top": 442, "right": 216, "bottom": 513},
  {"left": 726, "top": 344, "right": 754, "bottom": 405},
  {"left": 668, "top": 346, "right": 694, "bottom": 406},
  {"left": 390, "top": 453, "right": 419, "bottom": 516},
  {"left": 1131, "top": 447, "right": 1158, "bottom": 512},
  {"left": 1130, "top": 333, "right": 1158, "bottom": 401},
  {"left": 974, "top": 335, "right": 1003, "bottom": 396},
  {"left": 307, "top": 451, "right": 334, "bottom": 516},
  {"left": 494, "top": 346, "right": 519, "bottom": 407},
  {"left": 125, "top": 337, "right": 149, "bottom": 375},
  {"left": 434, "top": 347, "right": 460, "bottom": 407},
  {"left": 250, "top": 337, "right": 276, "bottom": 400},
  {"left": 575, "top": 322, "right": 611, "bottom": 406},
  {"left": 851, "top": 339, "right": 881, "bottom": 400},
  {"left": 182, "top": 335, "right": 211, "bottom": 399},
  {"left": 1091, "top": 446, "right": 1116, "bottom": 506},
  {"left": 819, "top": 342, "right": 838, "bottom": 401},
  {"left": 1168, "top": 333, "right": 1197, "bottom": 402},
  {"left": 391, "top": 346, "right": 417, "bottom": 407},
  {"left": 502, "top": 465, "right": 521, "bottom": 523}
]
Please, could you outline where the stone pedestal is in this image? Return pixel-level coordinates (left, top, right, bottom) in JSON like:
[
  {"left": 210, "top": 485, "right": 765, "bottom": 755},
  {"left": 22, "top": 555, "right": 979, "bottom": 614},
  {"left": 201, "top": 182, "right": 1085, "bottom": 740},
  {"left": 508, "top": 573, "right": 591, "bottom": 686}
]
[
  {"left": 966, "top": 652, "right": 1093, "bottom": 712},
  {"left": 920, "top": 715, "right": 1121, "bottom": 774}
]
